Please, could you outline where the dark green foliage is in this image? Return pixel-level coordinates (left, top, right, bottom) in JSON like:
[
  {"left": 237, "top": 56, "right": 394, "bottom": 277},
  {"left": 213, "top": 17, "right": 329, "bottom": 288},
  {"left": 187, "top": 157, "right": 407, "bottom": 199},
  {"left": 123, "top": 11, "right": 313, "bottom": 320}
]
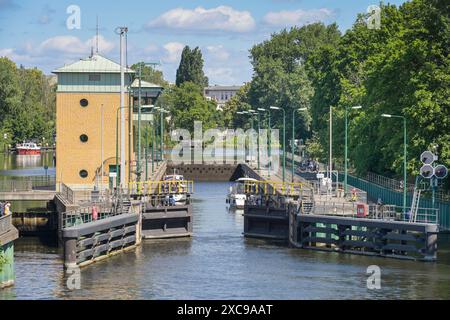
[
  {"left": 0, "top": 58, "right": 55, "bottom": 147},
  {"left": 131, "top": 63, "right": 168, "bottom": 88},
  {"left": 176, "top": 46, "right": 209, "bottom": 88},
  {"left": 227, "top": 0, "right": 449, "bottom": 188}
]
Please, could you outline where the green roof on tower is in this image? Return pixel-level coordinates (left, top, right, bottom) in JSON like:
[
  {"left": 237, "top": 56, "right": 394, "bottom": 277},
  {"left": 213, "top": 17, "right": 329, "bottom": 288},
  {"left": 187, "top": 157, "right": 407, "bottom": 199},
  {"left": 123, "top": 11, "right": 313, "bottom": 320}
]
[{"left": 53, "top": 54, "right": 135, "bottom": 74}]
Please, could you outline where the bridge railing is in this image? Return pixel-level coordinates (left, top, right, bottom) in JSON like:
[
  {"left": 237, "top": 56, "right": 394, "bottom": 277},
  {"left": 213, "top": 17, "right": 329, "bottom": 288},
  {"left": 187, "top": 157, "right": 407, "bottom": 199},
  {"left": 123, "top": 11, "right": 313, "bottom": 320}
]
[
  {"left": 0, "top": 214, "right": 12, "bottom": 236},
  {"left": 243, "top": 181, "right": 308, "bottom": 197},
  {"left": 128, "top": 180, "right": 194, "bottom": 196}
]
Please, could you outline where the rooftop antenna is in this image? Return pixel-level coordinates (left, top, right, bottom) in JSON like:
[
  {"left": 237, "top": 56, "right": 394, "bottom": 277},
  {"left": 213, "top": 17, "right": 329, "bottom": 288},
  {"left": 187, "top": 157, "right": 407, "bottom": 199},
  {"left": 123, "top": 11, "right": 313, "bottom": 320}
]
[{"left": 96, "top": 15, "right": 99, "bottom": 54}]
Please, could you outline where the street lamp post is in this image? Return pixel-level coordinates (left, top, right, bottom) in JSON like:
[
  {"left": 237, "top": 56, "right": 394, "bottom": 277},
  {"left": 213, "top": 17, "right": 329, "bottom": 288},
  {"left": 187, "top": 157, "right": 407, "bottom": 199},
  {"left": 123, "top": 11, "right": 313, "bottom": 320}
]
[
  {"left": 115, "top": 106, "right": 132, "bottom": 188},
  {"left": 257, "top": 108, "right": 270, "bottom": 178},
  {"left": 270, "top": 106, "right": 286, "bottom": 183},
  {"left": 250, "top": 110, "right": 261, "bottom": 170},
  {"left": 344, "top": 106, "right": 362, "bottom": 194},
  {"left": 382, "top": 113, "right": 407, "bottom": 214},
  {"left": 238, "top": 110, "right": 256, "bottom": 167},
  {"left": 291, "top": 108, "right": 308, "bottom": 182},
  {"left": 159, "top": 107, "right": 170, "bottom": 161}
]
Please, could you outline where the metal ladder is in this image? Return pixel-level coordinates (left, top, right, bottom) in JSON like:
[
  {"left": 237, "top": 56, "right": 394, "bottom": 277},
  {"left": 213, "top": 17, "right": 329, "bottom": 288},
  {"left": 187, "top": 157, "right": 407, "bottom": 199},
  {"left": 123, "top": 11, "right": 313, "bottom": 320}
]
[{"left": 410, "top": 188, "right": 421, "bottom": 223}]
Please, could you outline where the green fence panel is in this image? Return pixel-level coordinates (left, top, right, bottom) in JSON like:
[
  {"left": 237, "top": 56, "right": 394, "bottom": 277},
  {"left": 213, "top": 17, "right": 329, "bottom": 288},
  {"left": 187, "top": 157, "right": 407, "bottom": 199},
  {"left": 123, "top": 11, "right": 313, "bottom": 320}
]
[{"left": 339, "top": 174, "right": 450, "bottom": 231}]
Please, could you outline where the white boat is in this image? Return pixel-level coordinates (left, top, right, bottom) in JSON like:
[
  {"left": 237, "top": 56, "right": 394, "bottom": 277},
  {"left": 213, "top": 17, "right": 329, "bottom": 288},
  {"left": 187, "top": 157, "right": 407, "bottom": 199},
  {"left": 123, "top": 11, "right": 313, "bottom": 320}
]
[
  {"left": 16, "top": 142, "right": 41, "bottom": 155},
  {"left": 226, "top": 177, "right": 258, "bottom": 209},
  {"left": 163, "top": 173, "right": 187, "bottom": 203}
]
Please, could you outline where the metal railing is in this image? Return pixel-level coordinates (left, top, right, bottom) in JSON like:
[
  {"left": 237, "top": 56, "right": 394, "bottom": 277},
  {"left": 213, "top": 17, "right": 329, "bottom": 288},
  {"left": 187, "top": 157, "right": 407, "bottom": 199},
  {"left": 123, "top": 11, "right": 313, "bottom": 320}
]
[
  {"left": 243, "top": 181, "right": 306, "bottom": 197},
  {"left": 59, "top": 183, "right": 74, "bottom": 203},
  {"left": 0, "top": 214, "right": 12, "bottom": 236},
  {"left": 311, "top": 202, "right": 439, "bottom": 225},
  {"left": 62, "top": 201, "right": 127, "bottom": 228},
  {"left": 309, "top": 180, "right": 368, "bottom": 203},
  {"left": 128, "top": 180, "right": 194, "bottom": 196},
  {"left": 366, "top": 172, "right": 415, "bottom": 193},
  {"left": 145, "top": 194, "right": 192, "bottom": 207}
]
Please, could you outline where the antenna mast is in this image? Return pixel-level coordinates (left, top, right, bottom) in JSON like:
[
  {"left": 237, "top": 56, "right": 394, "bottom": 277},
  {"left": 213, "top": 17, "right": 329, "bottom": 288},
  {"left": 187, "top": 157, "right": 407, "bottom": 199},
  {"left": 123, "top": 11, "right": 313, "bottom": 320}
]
[{"left": 96, "top": 15, "right": 99, "bottom": 53}]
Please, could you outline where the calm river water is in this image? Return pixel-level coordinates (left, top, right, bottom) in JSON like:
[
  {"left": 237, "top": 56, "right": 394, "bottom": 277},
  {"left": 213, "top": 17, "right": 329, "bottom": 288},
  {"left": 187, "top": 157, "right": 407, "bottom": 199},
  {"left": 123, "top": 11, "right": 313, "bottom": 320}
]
[{"left": 0, "top": 154, "right": 449, "bottom": 300}]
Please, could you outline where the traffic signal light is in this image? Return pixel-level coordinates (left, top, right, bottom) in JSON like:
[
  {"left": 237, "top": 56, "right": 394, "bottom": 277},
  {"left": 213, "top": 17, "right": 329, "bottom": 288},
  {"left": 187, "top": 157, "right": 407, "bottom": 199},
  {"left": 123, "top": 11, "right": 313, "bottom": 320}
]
[
  {"left": 434, "top": 165, "right": 448, "bottom": 179},
  {"left": 420, "top": 165, "right": 434, "bottom": 179},
  {"left": 420, "top": 151, "right": 436, "bottom": 165}
]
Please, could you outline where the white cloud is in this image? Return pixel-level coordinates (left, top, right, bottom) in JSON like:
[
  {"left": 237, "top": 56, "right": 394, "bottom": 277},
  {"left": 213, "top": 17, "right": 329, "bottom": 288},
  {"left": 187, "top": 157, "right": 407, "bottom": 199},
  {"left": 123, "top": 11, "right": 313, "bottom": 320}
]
[
  {"left": 0, "top": 35, "right": 116, "bottom": 73},
  {"left": 162, "top": 42, "right": 185, "bottom": 63},
  {"left": 38, "top": 35, "right": 115, "bottom": 55},
  {"left": 263, "top": 8, "right": 334, "bottom": 27},
  {"left": 148, "top": 6, "right": 255, "bottom": 33},
  {"left": 206, "top": 45, "right": 230, "bottom": 61}
]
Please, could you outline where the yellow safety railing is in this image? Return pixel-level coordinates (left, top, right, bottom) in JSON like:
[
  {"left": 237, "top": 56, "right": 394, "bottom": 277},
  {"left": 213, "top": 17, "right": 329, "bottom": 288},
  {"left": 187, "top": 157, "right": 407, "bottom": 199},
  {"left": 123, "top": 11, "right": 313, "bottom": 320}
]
[
  {"left": 129, "top": 180, "right": 194, "bottom": 196},
  {"left": 244, "top": 181, "right": 303, "bottom": 197}
]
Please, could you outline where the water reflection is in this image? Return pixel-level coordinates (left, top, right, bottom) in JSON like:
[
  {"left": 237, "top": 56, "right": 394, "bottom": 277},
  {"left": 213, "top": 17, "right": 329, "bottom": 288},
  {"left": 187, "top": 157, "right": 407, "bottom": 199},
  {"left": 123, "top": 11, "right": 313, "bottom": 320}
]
[{"left": 0, "top": 152, "right": 55, "bottom": 176}]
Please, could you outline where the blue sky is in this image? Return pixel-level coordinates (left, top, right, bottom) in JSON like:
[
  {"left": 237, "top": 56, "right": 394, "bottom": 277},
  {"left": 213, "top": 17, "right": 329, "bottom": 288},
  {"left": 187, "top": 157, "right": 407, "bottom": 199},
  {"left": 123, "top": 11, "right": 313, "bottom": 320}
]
[{"left": 0, "top": 0, "right": 408, "bottom": 85}]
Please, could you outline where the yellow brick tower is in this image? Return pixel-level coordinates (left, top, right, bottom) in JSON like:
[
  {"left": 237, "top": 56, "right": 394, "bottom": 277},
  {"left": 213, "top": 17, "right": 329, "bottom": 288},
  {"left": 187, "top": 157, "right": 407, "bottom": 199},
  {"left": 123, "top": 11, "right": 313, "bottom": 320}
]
[{"left": 53, "top": 54, "right": 135, "bottom": 191}]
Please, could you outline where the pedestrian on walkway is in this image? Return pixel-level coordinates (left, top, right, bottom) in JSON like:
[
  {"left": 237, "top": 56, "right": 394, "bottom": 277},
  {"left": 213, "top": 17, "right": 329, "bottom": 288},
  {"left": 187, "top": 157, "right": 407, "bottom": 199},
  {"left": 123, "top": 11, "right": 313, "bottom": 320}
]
[
  {"left": 4, "top": 202, "right": 11, "bottom": 216},
  {"left": 0, "top": 201, "right": 4, "bottom": 216}
]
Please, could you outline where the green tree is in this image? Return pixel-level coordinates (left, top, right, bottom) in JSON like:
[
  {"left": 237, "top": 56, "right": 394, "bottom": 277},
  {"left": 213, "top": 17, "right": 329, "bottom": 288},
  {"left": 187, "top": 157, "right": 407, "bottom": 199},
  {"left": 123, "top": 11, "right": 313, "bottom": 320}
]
[
  {"left": 176, "top": 46, "right": 208, "bottom": 88},
  {"left": 131, "top": 63, "right": 168, "bottom": 88},
  {"left": 158, "top": 82, "right": 219, "bottom": 133}
]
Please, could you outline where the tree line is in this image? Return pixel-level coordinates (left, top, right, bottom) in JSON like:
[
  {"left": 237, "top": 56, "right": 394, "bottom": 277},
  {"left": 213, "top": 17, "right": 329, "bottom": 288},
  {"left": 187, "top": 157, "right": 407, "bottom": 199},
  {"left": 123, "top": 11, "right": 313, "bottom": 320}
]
[
  {"left": 0, "top": 57, "right": 56, "bottom": 149},
  {"left": 225, "top": 0, "right": 449, "bottom": 186}
]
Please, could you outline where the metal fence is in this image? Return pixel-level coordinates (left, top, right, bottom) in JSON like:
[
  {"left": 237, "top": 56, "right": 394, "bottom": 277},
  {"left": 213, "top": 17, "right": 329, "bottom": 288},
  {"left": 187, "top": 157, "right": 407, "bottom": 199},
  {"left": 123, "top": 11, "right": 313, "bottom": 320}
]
[
  {"left": 344, "top": 174, "right": 449, "bottom": 230},
  {"left": 312, "top": 201, "right": 438, "bottom": 224},
  {"left": 63, "top": 203, "right": 120, "bottom": 228}
]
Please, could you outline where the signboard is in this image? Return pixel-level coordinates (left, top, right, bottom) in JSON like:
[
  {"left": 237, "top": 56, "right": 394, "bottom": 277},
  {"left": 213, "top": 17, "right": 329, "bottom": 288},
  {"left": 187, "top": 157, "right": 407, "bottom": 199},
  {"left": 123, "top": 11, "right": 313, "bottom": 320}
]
[{"left": 316, "top": 173, "right": 325, "bottom": 179}]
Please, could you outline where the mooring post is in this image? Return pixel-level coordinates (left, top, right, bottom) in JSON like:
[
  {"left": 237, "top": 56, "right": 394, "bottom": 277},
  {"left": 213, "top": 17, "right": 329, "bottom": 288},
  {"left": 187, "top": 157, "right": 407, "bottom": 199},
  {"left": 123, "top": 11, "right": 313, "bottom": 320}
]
[{"left": 64, "top": 237, "right": 77, "bottom": 269}]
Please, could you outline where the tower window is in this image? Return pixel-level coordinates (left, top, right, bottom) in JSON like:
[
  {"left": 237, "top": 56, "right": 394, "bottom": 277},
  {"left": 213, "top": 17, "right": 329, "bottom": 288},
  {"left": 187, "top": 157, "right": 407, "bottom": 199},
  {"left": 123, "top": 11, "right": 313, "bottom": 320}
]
[
  {"left": 79, "top": 170, "right": 88, "bottom": 178},
  {"left": 80, "top": 99, "right": 89, "bottom": 107},
  {"left": 89, "top": 74, "right": 101, "bottom": 81},
  {"left": 80, "top": 134, "right": 89, "bottom": 143}
]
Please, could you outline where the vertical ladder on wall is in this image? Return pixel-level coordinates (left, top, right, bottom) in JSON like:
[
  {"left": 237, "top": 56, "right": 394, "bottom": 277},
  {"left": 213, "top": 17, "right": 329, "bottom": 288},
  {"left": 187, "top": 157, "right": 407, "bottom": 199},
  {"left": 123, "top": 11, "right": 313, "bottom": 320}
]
[{"left": 410, "top": 188, "right": 421, "bottom": 223}]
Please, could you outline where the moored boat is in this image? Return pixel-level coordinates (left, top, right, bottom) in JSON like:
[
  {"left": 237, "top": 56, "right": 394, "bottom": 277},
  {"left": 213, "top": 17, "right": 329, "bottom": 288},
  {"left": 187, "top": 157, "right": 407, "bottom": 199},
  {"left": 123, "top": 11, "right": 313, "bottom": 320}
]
[
  {"left": 163, "top": 172, "right": 187, "bottom": 203},
  {"left": 16, "top": 142, "right": 41, "bottom": 155},
  {"left": 226, "top": 177, "right": 258, "bottom": 210}
]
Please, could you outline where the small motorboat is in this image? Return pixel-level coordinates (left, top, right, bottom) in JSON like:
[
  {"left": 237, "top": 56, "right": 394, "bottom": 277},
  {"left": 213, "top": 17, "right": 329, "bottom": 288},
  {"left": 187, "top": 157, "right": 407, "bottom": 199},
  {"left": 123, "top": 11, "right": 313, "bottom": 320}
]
[
  {"left": 163, "top": 173, "right": 187, "bottom": 203},
  {"left": 16, "top": 142, "right": 41, "bottom": 155},
  {"left": 226, "top": 177, "right": 258, "bottom": 209}
]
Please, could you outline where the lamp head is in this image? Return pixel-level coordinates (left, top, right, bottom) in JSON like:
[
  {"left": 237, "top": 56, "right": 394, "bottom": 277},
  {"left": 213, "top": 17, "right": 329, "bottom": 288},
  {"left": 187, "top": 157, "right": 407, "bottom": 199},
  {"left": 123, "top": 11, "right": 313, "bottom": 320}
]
[{"left": 381, "top": 114, "right": 392, "bottom": 118}]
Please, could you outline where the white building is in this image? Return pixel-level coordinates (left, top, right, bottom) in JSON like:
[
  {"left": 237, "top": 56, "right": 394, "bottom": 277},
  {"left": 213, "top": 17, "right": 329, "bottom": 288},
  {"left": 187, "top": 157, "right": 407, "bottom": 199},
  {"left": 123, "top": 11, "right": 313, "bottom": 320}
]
[{"left": 204, "top": 85, "right": 241, "bottom": 110}]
